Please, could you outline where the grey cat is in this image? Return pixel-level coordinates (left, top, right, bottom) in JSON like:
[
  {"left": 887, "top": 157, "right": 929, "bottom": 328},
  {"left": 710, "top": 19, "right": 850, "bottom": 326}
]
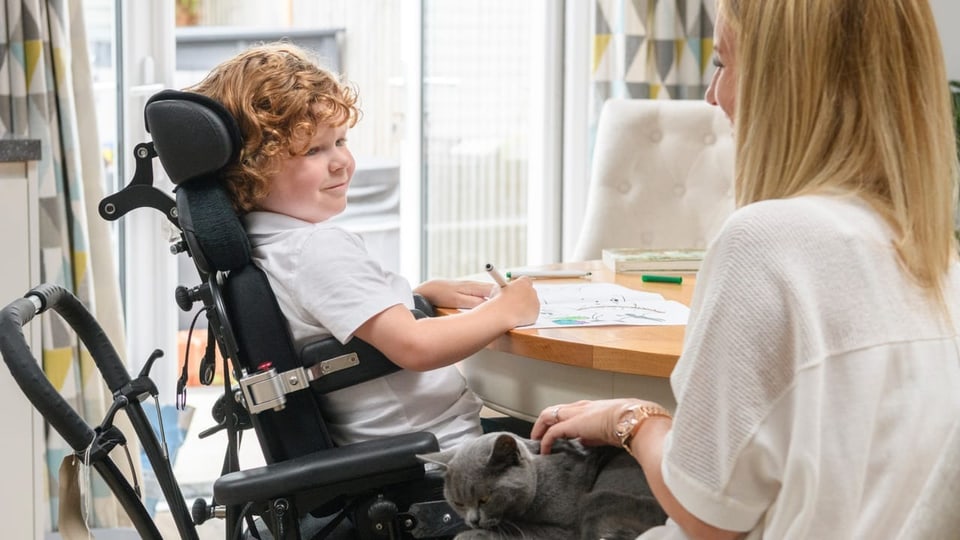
[{"left": 419, "top": 431, "right": 667, "bottom": 540}]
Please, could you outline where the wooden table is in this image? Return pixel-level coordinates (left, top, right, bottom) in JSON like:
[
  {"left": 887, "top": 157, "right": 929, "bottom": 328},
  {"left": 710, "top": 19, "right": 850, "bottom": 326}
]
[{"left": 442, "top": 260, "right": 695, "bottom": 421}]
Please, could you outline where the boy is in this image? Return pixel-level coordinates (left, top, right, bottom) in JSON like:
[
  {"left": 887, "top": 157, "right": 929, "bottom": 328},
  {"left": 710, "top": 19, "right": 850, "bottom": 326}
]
[{"left": 188, "top": 43, "right": 540, "bottom": 450}]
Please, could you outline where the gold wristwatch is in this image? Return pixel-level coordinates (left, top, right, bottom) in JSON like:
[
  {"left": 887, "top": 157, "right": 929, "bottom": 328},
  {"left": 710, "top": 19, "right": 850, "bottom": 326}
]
[{"left": 614, "top": 404, "right": 672, "bottom": 455}]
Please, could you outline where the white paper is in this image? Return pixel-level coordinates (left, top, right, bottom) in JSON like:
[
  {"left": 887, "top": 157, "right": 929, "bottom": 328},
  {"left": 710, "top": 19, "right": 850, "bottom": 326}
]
[{"left": 524, "top": 283, "right": 689, "bottom": 328}]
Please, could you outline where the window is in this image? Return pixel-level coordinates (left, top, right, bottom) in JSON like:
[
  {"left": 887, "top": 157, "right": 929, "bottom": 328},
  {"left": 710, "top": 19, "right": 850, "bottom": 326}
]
[
  {"left": 89, "top": 0, "right": 569, "bottom": 381},
  {"left": 85, "top": 0, "right": 572, "bottom": 514},
  {"left": 420, "top": 1, "right": 562, "bottom": 279}
]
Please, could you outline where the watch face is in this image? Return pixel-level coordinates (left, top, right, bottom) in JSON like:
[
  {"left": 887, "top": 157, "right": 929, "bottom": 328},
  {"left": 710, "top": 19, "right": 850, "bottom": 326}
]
[{"left": 615, "top": 407, "right": 639, "bottom": 441}]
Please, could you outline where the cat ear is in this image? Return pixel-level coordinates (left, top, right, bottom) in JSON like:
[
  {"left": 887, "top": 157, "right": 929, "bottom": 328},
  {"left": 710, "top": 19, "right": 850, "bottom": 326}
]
[
  {"left": 417, "top": 450, "right": 452, "bottom": 471},
  {"left": 488, "top": 433, "right": 523, "bottom": 470}
]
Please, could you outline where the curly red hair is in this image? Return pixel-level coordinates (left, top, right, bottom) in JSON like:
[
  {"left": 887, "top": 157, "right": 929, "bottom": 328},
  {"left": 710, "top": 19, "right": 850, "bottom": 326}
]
[{"left": 187, "top": 42, "right": 360, "bottom": 213}]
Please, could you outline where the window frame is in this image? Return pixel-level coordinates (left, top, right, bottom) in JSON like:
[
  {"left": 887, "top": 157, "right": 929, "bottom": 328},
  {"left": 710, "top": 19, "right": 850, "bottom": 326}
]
[{"left": 119, "top": 0, "right": 180, "bottom": 399}]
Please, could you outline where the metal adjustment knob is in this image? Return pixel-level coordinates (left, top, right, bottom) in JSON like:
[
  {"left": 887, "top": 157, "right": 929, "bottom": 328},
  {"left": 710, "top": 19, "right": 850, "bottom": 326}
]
[
  {"left": 367, "top": 496, "right": 398, "bottom": 534},
  {"left": 191, "top": 497, "right": 225, "bottom": 524},
  {"left": 170, "top": 239, "right": 189, "bottom": 254},
  {"left": 191, "top": 498, "right": 211, "bottom": 525},
  {"left": 175, "top": 285, "right": 200, "bottom": 312}
]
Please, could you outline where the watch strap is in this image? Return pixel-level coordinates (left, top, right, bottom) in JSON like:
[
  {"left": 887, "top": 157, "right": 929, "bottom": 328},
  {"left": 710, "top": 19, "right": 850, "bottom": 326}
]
[{"left": 616, "top": 404, "right": 672, "bottom": 455}]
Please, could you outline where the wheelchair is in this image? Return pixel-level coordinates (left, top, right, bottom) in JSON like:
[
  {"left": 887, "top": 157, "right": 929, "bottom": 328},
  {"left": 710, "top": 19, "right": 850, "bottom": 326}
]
[{"left": 0, "top": 90, "right": 466, "bottom": 540}]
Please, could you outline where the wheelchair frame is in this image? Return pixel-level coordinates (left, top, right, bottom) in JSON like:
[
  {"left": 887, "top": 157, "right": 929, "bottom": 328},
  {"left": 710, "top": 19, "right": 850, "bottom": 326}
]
[{"left": 0, "top": 90, "right": 464, "bottom": 540}]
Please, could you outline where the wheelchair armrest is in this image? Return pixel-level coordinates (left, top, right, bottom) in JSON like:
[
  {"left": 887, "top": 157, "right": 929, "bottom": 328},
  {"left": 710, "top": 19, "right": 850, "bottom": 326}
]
[
  {"left": 301, "top": 335, "right": 401, "bottom": 394},
  {"left": 299, "top": 299, "right": 434, "bottom": 394},
  {"left": 413, "top": 293, "right": 436, "bottom": 318},
  {"left": 213, "top": 431, "right": 439, "bottom": 506}
]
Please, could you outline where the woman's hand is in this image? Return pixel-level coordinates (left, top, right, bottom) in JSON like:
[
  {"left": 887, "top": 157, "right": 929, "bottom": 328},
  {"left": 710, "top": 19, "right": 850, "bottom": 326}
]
[
  {"left": 414, "top": 279, "right": 495, "bottom": 308},
  {"left": 531, "top": 398, "right": 665, "bottom": 455}
]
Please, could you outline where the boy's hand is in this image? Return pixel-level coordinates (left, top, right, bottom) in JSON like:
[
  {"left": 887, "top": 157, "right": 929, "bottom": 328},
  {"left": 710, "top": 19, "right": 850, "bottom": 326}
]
[
  {"left": 414, "top": 279, "right": 494, "bottom": 308},
  {"left": 414, "top": 276, "right": 540, "bottom": 327},
  {"left": 491, "top": 276, "right": 540, "bottom": 327}
]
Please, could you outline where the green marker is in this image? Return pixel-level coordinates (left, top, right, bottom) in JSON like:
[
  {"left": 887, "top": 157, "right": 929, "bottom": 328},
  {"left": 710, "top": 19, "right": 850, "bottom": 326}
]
[{"left": 641, "top": 274, "right": 683, "bottom": 284}]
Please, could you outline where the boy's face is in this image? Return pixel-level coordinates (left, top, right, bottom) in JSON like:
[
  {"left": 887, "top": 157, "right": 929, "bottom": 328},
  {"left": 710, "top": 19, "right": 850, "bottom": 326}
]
[{"left": 257, "top": 123, "right": 355, "bottom": 223}]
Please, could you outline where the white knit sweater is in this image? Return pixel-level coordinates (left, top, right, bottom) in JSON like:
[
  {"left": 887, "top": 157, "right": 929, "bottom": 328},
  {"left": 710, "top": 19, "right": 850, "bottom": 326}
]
[{"left": 642, "top": 194, "right": 960, "bottom": 539}]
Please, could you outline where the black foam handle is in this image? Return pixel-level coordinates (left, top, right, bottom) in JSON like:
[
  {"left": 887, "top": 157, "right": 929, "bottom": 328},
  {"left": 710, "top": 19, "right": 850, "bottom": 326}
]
[
  {"left": 0, "top": 295, "right": 95, "bottom": 450},
  {"left": 26, "top": 284, "right": 131, "bottom": 391}
]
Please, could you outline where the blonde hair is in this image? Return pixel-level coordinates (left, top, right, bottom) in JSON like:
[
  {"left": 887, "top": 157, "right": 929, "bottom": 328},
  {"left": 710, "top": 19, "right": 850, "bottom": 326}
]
[
  {"left": 187, "top": 42, "right": 360, "bottom": 213},
  {"left": 719, "top": 0, "right": 959, "bottom": 302}
]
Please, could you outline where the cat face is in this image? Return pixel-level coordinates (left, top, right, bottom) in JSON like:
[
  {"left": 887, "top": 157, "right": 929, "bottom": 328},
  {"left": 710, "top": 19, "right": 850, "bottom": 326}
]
[{"left": 419, "top": 433, "right": 537, "bottom": 530}]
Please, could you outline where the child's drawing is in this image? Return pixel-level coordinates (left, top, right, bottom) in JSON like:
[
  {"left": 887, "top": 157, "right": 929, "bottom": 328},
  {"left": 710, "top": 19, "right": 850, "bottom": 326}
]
[{"left": 528, "top": 283, "right": 689, "bottom": 329}]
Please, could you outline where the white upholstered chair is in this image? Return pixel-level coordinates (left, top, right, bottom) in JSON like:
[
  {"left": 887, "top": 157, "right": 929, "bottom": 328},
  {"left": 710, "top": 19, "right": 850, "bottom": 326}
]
[{"left": 572, "top": 98, "right": 736, "bottom": 261}]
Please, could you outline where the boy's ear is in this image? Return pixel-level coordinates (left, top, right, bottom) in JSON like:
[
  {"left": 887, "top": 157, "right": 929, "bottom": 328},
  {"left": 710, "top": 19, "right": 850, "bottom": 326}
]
[{"left": 416, "top": 450, "right": 453, "bottom": 471}]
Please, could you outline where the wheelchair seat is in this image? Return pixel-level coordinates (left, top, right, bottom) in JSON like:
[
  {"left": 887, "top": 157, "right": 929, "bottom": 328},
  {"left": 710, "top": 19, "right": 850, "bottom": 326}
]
[{"left": 99, "top": 89, "right": 463, "bottom": 539}]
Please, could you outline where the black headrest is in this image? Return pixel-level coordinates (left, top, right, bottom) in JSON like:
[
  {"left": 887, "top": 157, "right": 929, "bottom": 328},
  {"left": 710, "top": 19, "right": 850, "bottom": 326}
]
[
  {"left": 144, "top": 90, "right": 250, "bottom": 272},
  {"left": 144, "top": 90, "right": 242, "bottom": 185}
]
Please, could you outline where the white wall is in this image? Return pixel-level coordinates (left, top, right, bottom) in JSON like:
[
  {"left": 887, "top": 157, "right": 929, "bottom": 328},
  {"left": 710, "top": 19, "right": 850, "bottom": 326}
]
[{"left": 932, "top": 0, "right": 960, "bottom": 79}]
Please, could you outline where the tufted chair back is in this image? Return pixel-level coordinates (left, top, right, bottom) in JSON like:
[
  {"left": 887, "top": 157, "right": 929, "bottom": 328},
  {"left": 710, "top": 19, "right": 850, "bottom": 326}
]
[{"left": 572, "top": 98, "right": 735, "bottom": 261}]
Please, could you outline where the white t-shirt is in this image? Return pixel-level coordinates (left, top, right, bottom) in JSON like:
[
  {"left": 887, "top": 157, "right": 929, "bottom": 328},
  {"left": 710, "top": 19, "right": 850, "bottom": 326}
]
[
  {"left": 244, "top": 211, "right": 483, "bottom": 450},
  {"left": 641, "top": 195, "right": 960, "bottom": 539}
]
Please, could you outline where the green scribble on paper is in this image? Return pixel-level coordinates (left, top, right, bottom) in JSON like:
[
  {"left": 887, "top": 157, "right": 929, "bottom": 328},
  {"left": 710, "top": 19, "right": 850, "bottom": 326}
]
[{"left": 551, "top": 317, "right": 591, "bottom": 325}]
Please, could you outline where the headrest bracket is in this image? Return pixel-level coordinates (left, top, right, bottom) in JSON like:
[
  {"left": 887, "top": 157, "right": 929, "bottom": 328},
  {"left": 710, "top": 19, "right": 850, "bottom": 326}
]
[{"left": 98, "top": 142, "right": 179, "bottom": 227}]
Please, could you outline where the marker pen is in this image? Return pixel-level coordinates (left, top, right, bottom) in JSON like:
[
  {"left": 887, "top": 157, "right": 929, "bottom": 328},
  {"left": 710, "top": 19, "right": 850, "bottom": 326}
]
[
  {"left": 506, "top": 270, "right": 592, "bottom": 279},
  {"left": 485, "top": 263, "right": 509, "bottom": 287},
  {"left": 641, "top": 274, "right": 683, "bottom": 284}
]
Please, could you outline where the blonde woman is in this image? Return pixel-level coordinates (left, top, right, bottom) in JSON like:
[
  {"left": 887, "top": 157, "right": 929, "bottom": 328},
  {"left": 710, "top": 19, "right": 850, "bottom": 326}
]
[{"left": 533, "top": 1, "right": 960, "bottom": 538}]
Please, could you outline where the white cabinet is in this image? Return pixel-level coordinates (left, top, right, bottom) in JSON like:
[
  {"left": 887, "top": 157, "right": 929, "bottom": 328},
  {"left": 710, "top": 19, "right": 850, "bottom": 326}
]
[{"left": 0, "top": 153, "right": 44, "bottom": 538}]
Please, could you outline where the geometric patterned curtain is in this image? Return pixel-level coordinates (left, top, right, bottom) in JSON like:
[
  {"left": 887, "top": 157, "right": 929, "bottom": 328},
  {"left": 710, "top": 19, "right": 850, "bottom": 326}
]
[
  {"left": 591, "top": 0, "right": 717, "bottom": 127},
  {"left": 0, "top": 0, "right": 131, "bottom": 530}
]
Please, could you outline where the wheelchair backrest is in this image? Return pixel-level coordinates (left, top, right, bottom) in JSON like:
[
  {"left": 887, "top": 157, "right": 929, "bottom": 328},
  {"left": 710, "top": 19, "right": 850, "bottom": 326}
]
[{"left": 144, "top": 90, "right": 336, "bottom": 461}]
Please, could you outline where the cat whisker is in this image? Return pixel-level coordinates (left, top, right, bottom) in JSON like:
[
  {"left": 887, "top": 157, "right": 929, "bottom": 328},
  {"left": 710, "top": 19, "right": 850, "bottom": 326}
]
[{"left": 499, "top": 520, "right": 525, "bottom": 539}]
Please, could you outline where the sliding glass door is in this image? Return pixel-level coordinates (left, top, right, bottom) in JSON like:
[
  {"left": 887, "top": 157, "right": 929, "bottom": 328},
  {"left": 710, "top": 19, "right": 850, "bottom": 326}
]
[{"left": 419, "top": 0, "right": 562, "bottom": 280}]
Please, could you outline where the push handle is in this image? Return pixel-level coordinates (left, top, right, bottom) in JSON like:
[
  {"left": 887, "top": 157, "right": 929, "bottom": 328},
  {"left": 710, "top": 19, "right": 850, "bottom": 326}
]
[
  {"left": 26, "top": 284, "right": 131, "bottom": 389},
  {"left": 0, "top": 284, "right": 130, "bottom": 450},
  {"left": 0, "top": 285, "right": 177, "bottom": 539},
  {"left": 0, "top": 292, "right": 94, "bottom": 450}
]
